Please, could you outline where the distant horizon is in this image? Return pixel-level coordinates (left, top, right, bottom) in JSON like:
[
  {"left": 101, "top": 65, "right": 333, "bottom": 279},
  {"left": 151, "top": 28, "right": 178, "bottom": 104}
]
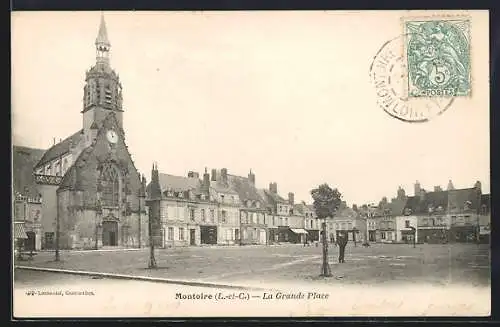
[{"left": 12, "top": 11, "right": 490, "bottom": 207}]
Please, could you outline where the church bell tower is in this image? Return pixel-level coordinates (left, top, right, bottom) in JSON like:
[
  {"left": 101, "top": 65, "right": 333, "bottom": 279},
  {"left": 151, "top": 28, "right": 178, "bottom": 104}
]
[{"left": 82, "top": 14, "right": 124, "bottom": 144}]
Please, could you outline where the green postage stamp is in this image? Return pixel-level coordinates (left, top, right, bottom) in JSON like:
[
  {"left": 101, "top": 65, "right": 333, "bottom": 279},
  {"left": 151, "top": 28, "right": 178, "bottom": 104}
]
[{"left": 405, "top": 18, "right": 471, "bottom": 97}]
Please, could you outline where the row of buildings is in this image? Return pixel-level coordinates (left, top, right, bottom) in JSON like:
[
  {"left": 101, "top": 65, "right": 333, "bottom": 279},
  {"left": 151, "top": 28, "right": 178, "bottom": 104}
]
[
  {"left": 327, "top": 181, "right": 491, "bottom": 245},
  {"left": 12, "top": 15, "right": 491, "bottom": 252}
]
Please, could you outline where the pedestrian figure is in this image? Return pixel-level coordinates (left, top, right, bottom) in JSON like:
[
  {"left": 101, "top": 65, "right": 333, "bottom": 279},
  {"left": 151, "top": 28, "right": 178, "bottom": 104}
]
[{"left": 337, "top": 233, "right": 348, "bottom": 263}]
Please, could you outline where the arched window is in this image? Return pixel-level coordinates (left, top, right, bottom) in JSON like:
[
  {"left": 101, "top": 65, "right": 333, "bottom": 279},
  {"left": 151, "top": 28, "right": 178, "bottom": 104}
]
[{"left": 100, "top": 164, "right": 121, "bottom": 207}]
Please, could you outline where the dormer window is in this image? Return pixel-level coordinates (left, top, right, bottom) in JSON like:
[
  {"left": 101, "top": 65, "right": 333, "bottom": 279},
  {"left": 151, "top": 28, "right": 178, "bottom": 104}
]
[
  {"left": 256, "top": 201, "right": 260, "bottom": 208},
  {"left": 246, "top": 200, "right": 251, "bottom": 207}
]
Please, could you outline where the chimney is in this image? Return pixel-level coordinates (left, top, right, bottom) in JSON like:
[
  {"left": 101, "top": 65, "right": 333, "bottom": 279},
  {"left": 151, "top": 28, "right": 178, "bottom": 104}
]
[
  {"left": 288, "top": 192, "right": 294, "bottom": 206},
  {"left": 202, "top": 168, "right": 210, "bottom": 193},
  {"left": 352, "top": 204, "right": 358, "bottom": 211},
  {"left": 474, "top": 181, "right": 482, "bottom": 193},
  {"left": 221, "top": 168, "right": 228, "bottom": 185},
  {"left": 434, "top": 185, "right": 443, "bottom": 192},
  {"left": 211, "top": 169, "right": 217, "bottom": 181},
  {"left": 149, "top": 162, "right": 162, "bottom": 200},
  {"left": 248, "top": 169, "right": 255, "bottom": 186},
  {"left": 269, "top": 182, "right": 277, "bottom": 194},
  {"left": 397, "top": 186, "right": 406, "bottom": 199},
  {"left": 419, "top": 189, "right": 426, "bottom": 201},
  {"left": 414, "top": 181, "right": 421, "bottom": 196},
  {"left": 447, "top": 180, "right": 455, "bottom": 191}
]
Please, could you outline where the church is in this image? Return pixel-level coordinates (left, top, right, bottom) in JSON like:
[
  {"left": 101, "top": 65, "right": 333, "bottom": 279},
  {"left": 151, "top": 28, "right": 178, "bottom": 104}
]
[{"left": 13, "top": 15, "right": 148, "bottom": 250}]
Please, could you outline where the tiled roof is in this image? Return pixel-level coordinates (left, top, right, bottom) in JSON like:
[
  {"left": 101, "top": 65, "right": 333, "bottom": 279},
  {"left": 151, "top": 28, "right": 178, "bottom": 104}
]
[
  {"left": 158, "top": 173, "right": 201, "bottom": 192},
  {"left": 387, "top": 198, "right": 408, "bottom": 216},
  {"left": 335, "top": 207, "right": 358, "bottom": 219},
  {"left": 209, "top": 169, "right": 238, "bottom": 194},
  {"left": 448, "top": 188, "right": 481, "bottom": 212},
  {"left": 404, "top": 191, "right": 448, "bottom": 215},
  {"left": 293, "top": 203, "right": 306, "bottom": 215},
  {"left": 263, "top": 189, "right": 287, "bottom": 204},
  {"left": 228, "top": 174, "right": 264, "bottom": 202},
  {"left": 35, "top": 130, "right": 83, "bottom": 168},
  {"left": 58, "top": 145, "right": 94, "bottom": 191},
  {"left": 12, "top": 145, "right": 45, "bottom": 197},
  {"left": 257, "top": 189, "right": 273, "bottom": 208}
]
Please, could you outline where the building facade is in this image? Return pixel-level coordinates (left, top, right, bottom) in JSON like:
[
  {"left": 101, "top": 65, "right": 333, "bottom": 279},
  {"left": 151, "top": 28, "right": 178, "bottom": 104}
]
[
  {"left": 13, "top": 16, "right": 148, "bottom": 250},
  {"left": 209, "top": 169, "right": 241, "bottom": 245},
  {"left": 259, "top": 183, "right": 295, "bottom": 243},
  {"left": 230, "top": 171, "right": 267, "bottom": 245}
]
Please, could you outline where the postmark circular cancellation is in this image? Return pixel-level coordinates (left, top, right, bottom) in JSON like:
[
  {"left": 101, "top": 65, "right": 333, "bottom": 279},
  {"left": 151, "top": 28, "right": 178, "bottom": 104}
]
[
  {"left": 369, "top": 18, "right": 471, "bottom": 123},
  {"left": 370, "top": 35, "right": 454, "bottom": 123}
]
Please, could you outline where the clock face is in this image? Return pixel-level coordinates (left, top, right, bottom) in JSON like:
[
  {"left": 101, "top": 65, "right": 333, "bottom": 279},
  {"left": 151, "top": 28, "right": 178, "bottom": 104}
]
[{"left": 106, "top": 130, "right": 118, "bottom": 144}]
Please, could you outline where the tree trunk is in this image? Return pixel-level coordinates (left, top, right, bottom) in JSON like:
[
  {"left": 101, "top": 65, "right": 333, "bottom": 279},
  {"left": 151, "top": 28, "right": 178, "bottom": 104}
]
[
  {"left": 138, "top": 212, "right": 142, "bottom": 249},
  {"left": 55, "top": 200, "right": 60, "bottom": 262},
  {"left": 148, "top": 215, "right": 157, "bottom": 268},
  {"left": 321, "top": 222, "right": 331, "bottom": 277}
]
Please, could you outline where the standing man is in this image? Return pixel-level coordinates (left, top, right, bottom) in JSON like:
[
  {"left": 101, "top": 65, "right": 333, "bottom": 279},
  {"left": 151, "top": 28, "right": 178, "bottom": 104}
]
[{"left": 337, "top": 232, "right": 348, "bottom": 263}]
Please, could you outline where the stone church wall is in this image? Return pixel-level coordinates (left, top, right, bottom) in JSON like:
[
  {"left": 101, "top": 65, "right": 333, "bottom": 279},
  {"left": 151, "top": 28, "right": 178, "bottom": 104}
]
[{"left": 38, "top": 184, "right": 58, "bottom": 241}]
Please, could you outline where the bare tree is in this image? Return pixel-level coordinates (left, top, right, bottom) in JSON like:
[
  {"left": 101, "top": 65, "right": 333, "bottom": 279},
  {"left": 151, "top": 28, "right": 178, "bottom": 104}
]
[{"left": 311, "top": 183, "right": 342, "bottom": 277}]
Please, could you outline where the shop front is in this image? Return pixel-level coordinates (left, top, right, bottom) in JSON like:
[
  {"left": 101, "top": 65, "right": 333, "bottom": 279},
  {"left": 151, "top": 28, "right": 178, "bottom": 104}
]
[
  {"left": 290, "top": 228, "right": 308, "bottom": 244},
  {"left": 306, "top": 229, "right": 319, "bottom": 242},
  {"left": 449, "top": 225, "right": 477, "bottom": 243},
  {"left": 417, "top": 227, "right": 448, "bottom": 244}
]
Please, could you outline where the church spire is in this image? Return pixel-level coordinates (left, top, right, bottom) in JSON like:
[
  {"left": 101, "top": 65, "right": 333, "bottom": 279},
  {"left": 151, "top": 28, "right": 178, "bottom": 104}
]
[{"left": 95, "top": 13, "right": 111, "bottom": 63}]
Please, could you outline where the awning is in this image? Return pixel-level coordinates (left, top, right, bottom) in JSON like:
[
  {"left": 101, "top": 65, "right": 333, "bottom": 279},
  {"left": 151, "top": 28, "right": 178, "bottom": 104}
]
[
  {"left": 291, "top": 228, "right": 309, "bottom": 234},
  {"left": 13, "top": 223, "right": 28, "bottom": 239}
]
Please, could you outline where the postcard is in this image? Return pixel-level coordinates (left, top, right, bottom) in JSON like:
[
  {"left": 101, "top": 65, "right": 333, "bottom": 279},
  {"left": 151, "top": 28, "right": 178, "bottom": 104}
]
[{"left": 11, "top": 10, "right": 490, "bottom": 318}]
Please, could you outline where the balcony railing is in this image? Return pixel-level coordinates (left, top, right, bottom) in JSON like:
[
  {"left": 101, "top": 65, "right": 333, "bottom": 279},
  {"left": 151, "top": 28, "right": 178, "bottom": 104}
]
[{"left": 34, "top": 174, "right": 63, "bottom": 185}]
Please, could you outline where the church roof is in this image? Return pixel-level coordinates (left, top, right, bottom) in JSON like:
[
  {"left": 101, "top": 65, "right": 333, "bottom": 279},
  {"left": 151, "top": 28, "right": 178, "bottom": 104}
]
[
  {"left": 35, "top": 130, "right": 83, "bottom": 168},
  {"left": 57, "top": 145, "right": 93, "bottom": 191},
  {"left": 95, "top": 14, "right": 110, "bottom": 46},
  {"left": 12, "top": 145, "right": 45, "bottom": 197}
]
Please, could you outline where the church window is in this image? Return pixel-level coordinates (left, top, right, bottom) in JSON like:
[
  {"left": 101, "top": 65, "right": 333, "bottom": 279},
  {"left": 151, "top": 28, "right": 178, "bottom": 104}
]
[{"left": 100, "top": 164, "right": 121, "bottom": 207}]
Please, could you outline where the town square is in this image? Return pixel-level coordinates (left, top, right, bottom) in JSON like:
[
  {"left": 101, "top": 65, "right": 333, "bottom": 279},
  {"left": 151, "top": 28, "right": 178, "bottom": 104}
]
[{"left": 11, "top": 11, "right": 490, "bottom": 317}]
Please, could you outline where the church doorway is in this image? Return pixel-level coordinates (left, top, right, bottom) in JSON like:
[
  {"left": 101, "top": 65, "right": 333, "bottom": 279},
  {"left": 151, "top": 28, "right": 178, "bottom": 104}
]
[{"left": 102, "top": 221, "right": 118, "bottom": 246}]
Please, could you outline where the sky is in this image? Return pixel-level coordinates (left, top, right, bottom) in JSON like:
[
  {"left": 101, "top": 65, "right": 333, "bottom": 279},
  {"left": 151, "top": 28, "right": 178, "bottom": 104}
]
[{"left": 11, "top": 11, "right": 490, "bottom": 206}]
